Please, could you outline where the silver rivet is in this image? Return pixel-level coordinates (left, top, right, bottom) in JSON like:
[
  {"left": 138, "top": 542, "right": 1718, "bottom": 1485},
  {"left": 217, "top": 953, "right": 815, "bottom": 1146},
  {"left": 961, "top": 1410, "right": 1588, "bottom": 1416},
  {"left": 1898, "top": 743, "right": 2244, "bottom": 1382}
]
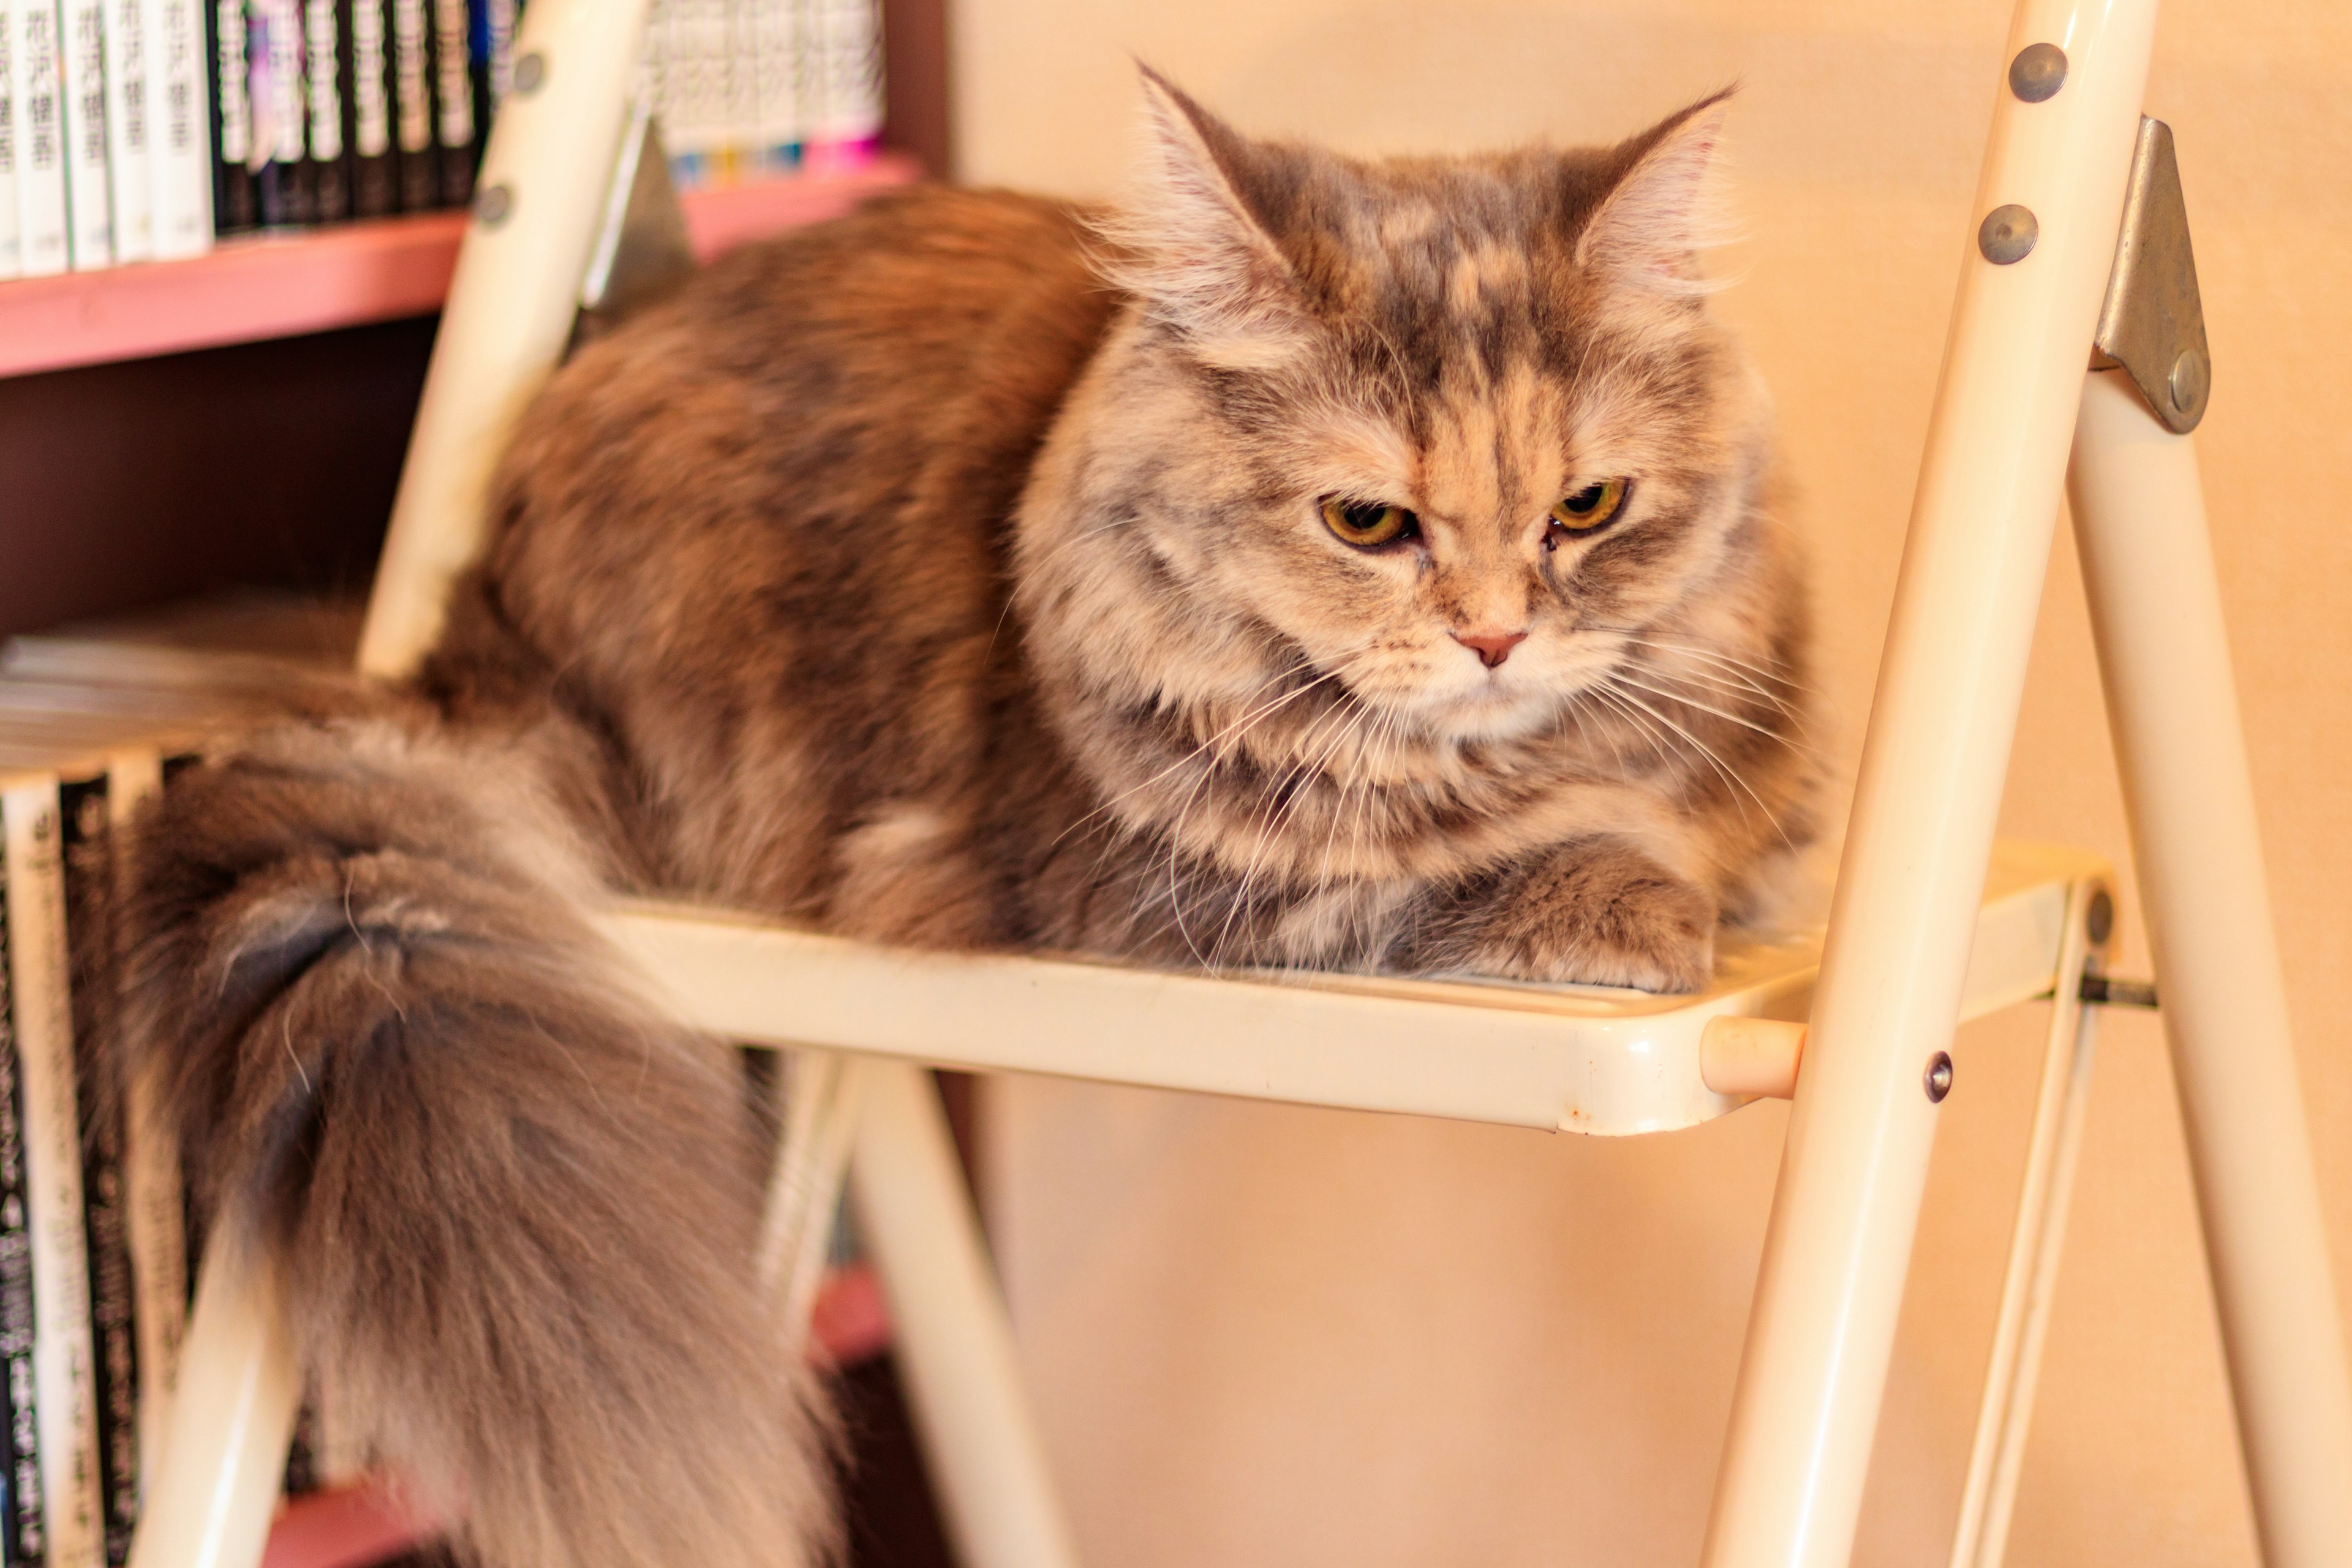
[
  {"left": 1978, "top": 203, "right": 2038, "bottom": 265},
  {"left": 2169, "top": 347, "right": 2209, "bottom": 417},
  {"left": 513, "top": 50, "right": 546, "bottom": 95},
  {"left": 477, "top": 183, "right": 515, "bottom": 228},
  {"left": 2086, "top": 889, "right": 2115, "bottom": 946},
  {"left": 2008, "top": 43, "right": 2067, "bottom": 102},
  {"left": 1924, "top": 1052, "right": 1954, "bottom": 1103}
]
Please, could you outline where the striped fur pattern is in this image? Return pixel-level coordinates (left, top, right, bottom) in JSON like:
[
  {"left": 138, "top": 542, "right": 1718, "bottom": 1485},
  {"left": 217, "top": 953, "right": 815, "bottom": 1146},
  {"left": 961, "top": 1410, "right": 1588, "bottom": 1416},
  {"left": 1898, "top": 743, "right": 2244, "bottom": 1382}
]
[{"left": 118, "top": 72, "right": 1815, "bottom": 1568}]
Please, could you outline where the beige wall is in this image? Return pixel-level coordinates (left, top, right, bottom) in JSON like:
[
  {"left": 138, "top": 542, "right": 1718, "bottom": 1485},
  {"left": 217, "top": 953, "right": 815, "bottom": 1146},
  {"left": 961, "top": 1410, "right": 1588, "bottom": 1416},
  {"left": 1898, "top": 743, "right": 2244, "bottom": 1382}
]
[{"left": 951, "top": 4, "right": 2352, "bottom": 1562}]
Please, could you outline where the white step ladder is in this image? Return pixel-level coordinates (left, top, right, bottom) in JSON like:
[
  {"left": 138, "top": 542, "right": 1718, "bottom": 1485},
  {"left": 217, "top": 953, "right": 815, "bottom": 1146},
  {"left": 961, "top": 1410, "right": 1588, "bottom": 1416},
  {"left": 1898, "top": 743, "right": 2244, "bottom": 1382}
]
[{"left": 130, "top": 2, "right": 2352, "bottom": 1566}]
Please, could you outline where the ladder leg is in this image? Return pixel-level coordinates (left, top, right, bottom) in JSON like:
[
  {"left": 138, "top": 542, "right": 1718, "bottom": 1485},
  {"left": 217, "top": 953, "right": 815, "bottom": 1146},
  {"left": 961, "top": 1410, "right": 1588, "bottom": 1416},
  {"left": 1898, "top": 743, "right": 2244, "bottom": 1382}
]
[
  {"left": 1949, "top": 880, "right": 2107, "bottom": 1568},
  {"left": 124, "top": 1250, "right": 301, "bottom": 1568},
  {"left": 1700, "top": 3, "right": 2158, "bottom": 1563},
  {"left": 848, "top": 1061, "right": 1083, "bottom": 1568},
  {"left": 2068, "top": 369, "right": 2352, "bottom": 1566}
]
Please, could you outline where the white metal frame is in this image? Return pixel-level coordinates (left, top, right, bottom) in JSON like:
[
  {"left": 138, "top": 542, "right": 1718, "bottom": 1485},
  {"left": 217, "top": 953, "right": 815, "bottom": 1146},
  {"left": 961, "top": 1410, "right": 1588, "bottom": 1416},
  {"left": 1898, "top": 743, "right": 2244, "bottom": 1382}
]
[{"left": 127, "top": 1, "right": 2352, "bottom": 1566}]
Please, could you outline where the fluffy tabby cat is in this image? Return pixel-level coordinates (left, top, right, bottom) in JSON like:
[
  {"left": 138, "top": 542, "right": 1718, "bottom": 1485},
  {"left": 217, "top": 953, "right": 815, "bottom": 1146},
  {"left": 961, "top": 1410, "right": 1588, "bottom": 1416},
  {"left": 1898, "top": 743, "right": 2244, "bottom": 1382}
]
[{"left": 120, "top": 71, "right": 1814, "bottom": 1568}]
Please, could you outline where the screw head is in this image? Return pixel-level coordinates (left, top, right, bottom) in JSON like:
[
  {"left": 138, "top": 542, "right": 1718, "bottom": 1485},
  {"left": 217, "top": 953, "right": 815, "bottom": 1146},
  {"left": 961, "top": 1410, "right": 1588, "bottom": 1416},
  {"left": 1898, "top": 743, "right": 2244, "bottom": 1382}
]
[
  {"left": 513, "top": 50, "right": 548, "bottom": 95},
  {"left": 1924, "top": 1051, "right": 1954, "bottom": 1104},
  {"left": 1978, "top": 204, "right": 2039, "bottom": 265},
  {"left": 2008, "top": 43, "right": 2068, "bottom": 102},
  {"left": 476, "top": 182, "right": 516, "bottom": 228},
  {"left": 2169, "top": 347, "right": 2210, "bottom": 418},
  {"left": 2086, "top": 889, "right": 2116, "bottom": 945}
]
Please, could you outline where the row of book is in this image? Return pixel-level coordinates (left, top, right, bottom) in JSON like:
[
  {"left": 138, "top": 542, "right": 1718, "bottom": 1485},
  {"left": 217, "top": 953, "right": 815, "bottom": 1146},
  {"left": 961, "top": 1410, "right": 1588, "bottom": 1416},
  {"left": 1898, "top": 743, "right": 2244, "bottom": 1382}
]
[
  {"left": 0, "top": 597, "right": 365, "bottom": 1567},
  {"left": 648, "top": 0, "right": 886, "bottom": 192},
  {"left": 0, "top": 0, "right": 884, "bottom": 281}
]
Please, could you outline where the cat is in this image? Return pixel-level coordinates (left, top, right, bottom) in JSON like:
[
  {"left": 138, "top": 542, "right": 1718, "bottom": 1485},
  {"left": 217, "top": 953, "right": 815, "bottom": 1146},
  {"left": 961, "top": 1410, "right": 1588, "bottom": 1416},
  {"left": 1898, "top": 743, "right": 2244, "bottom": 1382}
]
[{"left": 118, "top": 70, "right": 1814, "bottom": 1568}]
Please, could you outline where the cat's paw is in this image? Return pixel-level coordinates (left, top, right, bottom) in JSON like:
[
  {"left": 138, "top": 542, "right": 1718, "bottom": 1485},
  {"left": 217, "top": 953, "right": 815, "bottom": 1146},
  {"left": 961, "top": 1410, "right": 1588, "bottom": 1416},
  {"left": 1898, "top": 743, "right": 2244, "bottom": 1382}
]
[{"left": 1461, "top": 841, "right": 1717, "bottom": 993}]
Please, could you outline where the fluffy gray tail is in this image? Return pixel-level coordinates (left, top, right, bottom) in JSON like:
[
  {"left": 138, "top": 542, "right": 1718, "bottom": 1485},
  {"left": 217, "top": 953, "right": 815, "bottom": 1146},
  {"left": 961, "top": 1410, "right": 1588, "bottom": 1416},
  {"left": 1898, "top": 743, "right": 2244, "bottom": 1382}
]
[{"left": 117, "top": 714, "right": 836, "bottom": 1568}]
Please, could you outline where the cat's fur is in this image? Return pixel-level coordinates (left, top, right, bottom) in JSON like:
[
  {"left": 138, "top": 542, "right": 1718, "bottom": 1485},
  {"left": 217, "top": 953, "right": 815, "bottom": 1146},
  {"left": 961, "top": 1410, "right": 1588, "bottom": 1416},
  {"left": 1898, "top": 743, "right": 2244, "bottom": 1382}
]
[{"left": 119, "top": 72, "right": 1814, "bottom": 1568}]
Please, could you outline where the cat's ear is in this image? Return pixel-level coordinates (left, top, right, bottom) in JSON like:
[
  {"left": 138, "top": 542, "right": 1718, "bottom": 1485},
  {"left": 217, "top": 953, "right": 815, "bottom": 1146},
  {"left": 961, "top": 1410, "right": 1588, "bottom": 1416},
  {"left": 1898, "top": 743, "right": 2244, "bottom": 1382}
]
[
  {"left": 1573, "top": 89, "right": 1735, "bottom": 295},
  {"left": 1109, "top": 65, "right": 1316, "bottom": 363}
]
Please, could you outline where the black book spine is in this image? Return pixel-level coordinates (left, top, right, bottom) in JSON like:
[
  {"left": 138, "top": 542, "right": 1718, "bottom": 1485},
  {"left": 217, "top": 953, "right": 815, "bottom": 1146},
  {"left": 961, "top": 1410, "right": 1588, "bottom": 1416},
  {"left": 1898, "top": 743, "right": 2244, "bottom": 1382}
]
[
  {"left": 428, "top": 0, "right": 470, "bottom": 206},
  {"left": 251, "top": 0, "right": 312, "bottom": 228},
  {"left": 0, "top": 830, "right": 45, "bottom": 1568},
  {"left": 389, "top": 0, "right": 431, "bottom": 209},
  {"left": 345, "top": 0, "right": 394, "bottom": 216},
  {"left": 61, "top": 784, "right": 134, "bottom": 1568},
  {"left": 302, "top": 0, "right": 348, "bottom": 221},
  {"left": 206, "top": 0, "right": 257, "bottom": 233}
]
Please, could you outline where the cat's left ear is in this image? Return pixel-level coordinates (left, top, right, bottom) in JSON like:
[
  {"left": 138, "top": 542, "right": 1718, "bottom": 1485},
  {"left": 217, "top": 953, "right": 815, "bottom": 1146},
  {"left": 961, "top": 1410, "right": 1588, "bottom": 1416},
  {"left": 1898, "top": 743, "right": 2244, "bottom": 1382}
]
[
  {"left": 1109, "top": 65, "right": 1317, "bottom": 364},
  {"left": 1573, "top": 88, "right": 1734, "bottom": 295}
]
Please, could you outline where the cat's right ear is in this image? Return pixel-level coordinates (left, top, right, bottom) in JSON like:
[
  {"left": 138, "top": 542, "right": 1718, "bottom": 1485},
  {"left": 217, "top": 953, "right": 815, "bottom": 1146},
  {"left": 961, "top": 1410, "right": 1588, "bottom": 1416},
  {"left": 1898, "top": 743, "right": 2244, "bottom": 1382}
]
[{"left": 1106, "top": 66, "right": 1316, "bottom": 366}]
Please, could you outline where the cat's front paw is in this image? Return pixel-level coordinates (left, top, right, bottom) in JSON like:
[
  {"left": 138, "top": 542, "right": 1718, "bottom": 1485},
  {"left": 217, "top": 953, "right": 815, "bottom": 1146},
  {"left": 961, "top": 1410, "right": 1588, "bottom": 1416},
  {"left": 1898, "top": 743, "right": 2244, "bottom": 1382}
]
[{"left": 1458, "top": 840, "right": 1717, "bottom": 993}]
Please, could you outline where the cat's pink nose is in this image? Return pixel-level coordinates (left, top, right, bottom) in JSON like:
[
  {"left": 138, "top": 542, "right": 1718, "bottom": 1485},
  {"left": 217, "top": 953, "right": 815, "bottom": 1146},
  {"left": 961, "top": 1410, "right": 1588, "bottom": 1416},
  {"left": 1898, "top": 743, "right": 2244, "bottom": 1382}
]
[{"left": 1453, "top": 629, "right": 1528, "bottom": 669}]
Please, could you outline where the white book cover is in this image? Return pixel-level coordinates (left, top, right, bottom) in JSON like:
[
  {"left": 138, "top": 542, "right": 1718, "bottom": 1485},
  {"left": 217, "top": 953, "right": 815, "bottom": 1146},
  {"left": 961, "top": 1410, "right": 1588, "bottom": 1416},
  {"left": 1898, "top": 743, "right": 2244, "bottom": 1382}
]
[
  {"left": 1, "top": 777, "right": 105, "bottom": 1568},
  {"left": 56, "top": 0, "right": 107, "bottom": 268},
  {"left": 799, "top": 0, "right": 880, "bottom": 147},
  {"left": 10, "top": 0, "right": 69, "bottom": 276},
  {"left": 138, "top": 0, "right": 206, "bottom": 257},
  {"left": 752, "top": 0, "right": 797, "bottom": 160},
  {"left": 99, "top": 0, "right": 144, "bottom": 258},
  {"left": 1, "top": 4, "right": 20, "bottom": 278},
  {"left": 104, "top": 750, "right": 190, "bottom": 1502}
]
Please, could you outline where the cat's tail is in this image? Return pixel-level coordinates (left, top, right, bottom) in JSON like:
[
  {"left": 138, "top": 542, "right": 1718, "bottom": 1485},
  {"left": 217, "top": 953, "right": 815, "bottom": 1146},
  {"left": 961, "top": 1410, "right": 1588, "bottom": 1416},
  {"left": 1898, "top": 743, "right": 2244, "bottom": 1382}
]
[{"left": 116, "top": 709, "right": 835, "bottom": 1568}]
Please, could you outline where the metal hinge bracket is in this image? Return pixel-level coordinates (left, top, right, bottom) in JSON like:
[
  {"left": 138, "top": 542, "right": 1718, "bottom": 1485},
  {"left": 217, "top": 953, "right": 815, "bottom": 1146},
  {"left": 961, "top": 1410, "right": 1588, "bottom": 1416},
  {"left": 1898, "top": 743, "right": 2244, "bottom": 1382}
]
[{"left": 2091, "top": 116, "right": 2211, "bottom": 433}]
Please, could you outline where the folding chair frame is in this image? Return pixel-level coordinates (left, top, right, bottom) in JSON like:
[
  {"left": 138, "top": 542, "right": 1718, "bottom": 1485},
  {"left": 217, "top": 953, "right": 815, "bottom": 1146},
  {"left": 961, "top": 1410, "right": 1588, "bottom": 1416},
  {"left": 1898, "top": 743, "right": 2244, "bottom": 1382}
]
[{"left": 127, "top": 1, "right": 2352, "bottom": 1566}]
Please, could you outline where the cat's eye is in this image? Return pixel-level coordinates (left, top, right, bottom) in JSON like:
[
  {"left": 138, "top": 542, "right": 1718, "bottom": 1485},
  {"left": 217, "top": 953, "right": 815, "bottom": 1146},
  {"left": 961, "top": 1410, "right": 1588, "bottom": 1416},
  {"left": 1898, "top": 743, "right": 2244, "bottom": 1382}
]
[
  {"left": 1548, "top": 478, "right": 1630, "bottom": 534},
  {"left": 1319, "top": 496, "right": 1419, "bottom": 549}
]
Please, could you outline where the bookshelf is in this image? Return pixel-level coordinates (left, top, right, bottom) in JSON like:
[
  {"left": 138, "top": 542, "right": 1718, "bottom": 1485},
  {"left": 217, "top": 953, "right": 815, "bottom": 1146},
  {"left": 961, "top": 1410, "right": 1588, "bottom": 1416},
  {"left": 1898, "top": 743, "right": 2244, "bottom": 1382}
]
[{"left": 0, "top": 157, "right": 922, "bottom": 381}]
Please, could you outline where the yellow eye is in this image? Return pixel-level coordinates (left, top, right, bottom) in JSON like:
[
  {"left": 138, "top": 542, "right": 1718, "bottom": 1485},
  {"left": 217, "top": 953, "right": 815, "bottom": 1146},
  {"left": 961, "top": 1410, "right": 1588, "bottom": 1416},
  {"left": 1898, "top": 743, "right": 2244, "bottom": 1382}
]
[
  {"left": 1319, "top": 496, "right": 1418, "bottom": 549},
  {"left": 1549, "top": 478, "right": 1630, "bottom": 533}
]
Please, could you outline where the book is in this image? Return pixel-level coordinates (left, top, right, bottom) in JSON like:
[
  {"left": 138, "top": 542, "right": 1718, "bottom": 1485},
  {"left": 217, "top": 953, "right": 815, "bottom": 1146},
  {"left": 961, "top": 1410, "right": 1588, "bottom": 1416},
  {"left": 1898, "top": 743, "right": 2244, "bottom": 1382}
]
[
  {"left": 204, "top": 0, "right": 254, "bottom": 233},
  {"left": 139, "top": 0, "right": 210, "bottom": 257},
  {"left": 299, "top": 0, "right": 341, "bottom": 221},
  {"left": 13, "top": 0, "right": 71, "bottom": 274},
  {"left": 99, "top": 749, "right": 186, "bottom": 1515},
  {"left": 55, "top": 769, "right": 134, "bottom": 1567},
  {"left": 424, "top": 0, "right": 463, "bottom": 204},
  {"left": 0, "top": 0, "right": 18, "bottom": 279},
  {"left": 751, "top": 0, "right": 797, "bottom": 172},
  {"left": 0, "top": 790, "right": 45, "bottom": 1568},
  {"left": 799, "top": 0, "right": 881, "bottom": 159},
  {"left": 56, "top": 0, "right": 107, "bottom": 268},
  {"left": 247, "top": 0, "right": 309, "bottom": 227},
  {"left": 386, "top": 0, "right": 424, "bottom": 208},
  {"left": 1, "top": 766, "right": 105, "bottom": 1568},
  {"left": 344, "top": 0, "right": 391, "bottom": 215},
  {"left": 100, "top": 0, "right": 147, "bottom": 260}
]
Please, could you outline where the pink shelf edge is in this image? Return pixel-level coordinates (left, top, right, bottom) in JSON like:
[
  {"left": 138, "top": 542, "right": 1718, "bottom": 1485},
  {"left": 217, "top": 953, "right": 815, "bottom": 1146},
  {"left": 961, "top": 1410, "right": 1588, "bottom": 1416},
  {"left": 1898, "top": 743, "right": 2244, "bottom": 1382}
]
[{"left": 0, "top": 155, "right": 922, "bottom": 381}]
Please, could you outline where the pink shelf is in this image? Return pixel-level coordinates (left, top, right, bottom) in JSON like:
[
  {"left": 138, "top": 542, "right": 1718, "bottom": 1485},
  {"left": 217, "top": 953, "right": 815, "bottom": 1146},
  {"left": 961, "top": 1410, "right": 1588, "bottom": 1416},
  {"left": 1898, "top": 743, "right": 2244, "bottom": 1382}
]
[{"left": 0, "top": 154, "right": 921, "bottom": 379}]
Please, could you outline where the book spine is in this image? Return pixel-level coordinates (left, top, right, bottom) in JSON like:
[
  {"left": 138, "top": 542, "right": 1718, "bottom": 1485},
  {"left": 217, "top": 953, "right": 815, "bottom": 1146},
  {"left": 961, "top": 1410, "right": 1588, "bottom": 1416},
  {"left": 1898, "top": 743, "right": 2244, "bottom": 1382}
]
[
  {"left": 203, "top": 0, "right": 251, "bottom": 232},
  {"left": 248, "top": 0, "right": 308, "bottom": 227},
  {"left": 14, "top": 0, "right": 72, "bottom": 274},
  {"left": 424, "top": 0, "right": 462, "bottom": 204},
  {"left": 1, "top": 778, "right": 104, "bottom": 1568},
  {"left": 102, "top": 754, "right": 186, "bottom": 1520},
  {"left": 299, "top": 0, "right": 339, "bottom": 219},
  {"left": 1, "top": 0, "right": 20, "bottom": 279},
  {"left": 751, "top": 0, "right": 794, "bottom": 172},
  {"left": 342, "top": 0, "right": 387, "bottom": 214},
  {"left": 801, "top": 0, "right": 879, "bottom": 160},
  {"left": 99, "top": 0, "right": 145, "bottom": 258},
  {"left": 56, "top": 0, "right": 106, "bottom": 266},
  {"left": 386, "top": 0, "right": 422, "bottom": 207},
  {"left": 0, "top": 803, "right": 45, "bottom": 1568},
  {"left": 480, "top": 0, "right": 509, "bottom": 111},
  {"left": 140, "top": 0, "right": 209, "bottom": 257},
  {"left": 58, "top": 783, "right": 134, "bottom": 1568}
]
